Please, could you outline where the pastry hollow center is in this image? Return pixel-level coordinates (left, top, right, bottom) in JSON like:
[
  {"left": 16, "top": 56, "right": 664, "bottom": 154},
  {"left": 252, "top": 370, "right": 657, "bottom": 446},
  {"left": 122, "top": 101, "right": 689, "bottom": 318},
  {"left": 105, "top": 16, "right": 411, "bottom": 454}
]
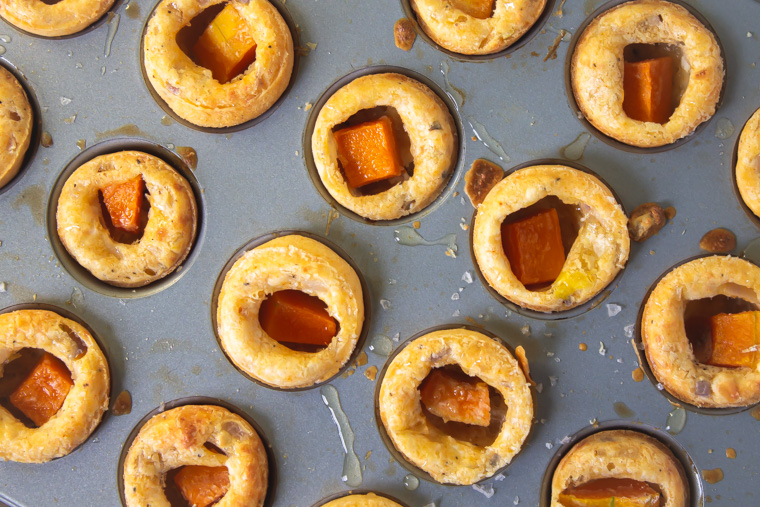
[
  {"left": 684, "top": 295, "right": 759, "bottom": 366},
  {"left": 623, "top": 43, "right": 688, "bottom": 124},
  {"left": 98, "top": 180, "right": 151, "bottom": 245},
  {"left": 418, "top": 364, "right": 506, "bottom": 447},
  {"left": 40, "top": 0, "right": 64, "bottom": 5},
  {"left": 0, "top": 348, "right": 73, "bottom": 428},
  {"left": 258, "top": 290, "right": 339, "bottom": 353},
  {"left": 332, "top": 106, "right": 414, "bottom": 197},
  {"left": 500, "top": 196, "right": 582, "bottom": 290}
]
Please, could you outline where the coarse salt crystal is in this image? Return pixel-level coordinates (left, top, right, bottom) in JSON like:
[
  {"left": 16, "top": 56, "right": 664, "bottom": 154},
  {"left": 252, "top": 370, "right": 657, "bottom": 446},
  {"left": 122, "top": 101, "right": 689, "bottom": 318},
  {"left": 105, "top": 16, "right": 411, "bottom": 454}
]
[
  {"left": 599, "top": 341, "right": 607, "bottom": 355},
  {"left": 451, "top": 293, "right": 460, "bottom": 301},
  {"left": 624, "top": 324, "right": 634, "bottom": 338},
  {"left": 462, "top": 271, "right": 473, "bottom": 284},
  {"left": 472, "top": 483, "right": 495, "bottom": 498},
  {"left": 606, "top": 303, "right": 622, "bottom": 317}
]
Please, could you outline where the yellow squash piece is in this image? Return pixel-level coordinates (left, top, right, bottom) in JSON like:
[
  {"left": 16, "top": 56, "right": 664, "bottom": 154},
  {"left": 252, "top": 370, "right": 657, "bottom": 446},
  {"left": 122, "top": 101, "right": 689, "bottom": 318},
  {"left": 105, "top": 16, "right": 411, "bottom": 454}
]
[{"left": 193, "top": 4, "right": 258, "bottom": 84}]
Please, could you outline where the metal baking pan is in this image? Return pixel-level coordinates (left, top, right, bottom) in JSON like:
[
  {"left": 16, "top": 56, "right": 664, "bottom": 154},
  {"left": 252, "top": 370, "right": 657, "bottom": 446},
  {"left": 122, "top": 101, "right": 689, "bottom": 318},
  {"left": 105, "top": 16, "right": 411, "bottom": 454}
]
[{"left": 1, "top": 0, "right": 759, "bottom": 505}]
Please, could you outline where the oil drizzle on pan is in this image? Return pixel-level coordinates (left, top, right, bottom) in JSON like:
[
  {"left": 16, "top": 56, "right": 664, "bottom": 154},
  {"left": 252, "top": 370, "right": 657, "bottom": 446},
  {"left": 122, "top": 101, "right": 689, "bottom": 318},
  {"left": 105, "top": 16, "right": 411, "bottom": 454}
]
[
  {"left": 320, "top": 384, "right": 362, "bottom": 487},
  {"left": 394, "top": 226, "right": 457, "bottom": 255}
]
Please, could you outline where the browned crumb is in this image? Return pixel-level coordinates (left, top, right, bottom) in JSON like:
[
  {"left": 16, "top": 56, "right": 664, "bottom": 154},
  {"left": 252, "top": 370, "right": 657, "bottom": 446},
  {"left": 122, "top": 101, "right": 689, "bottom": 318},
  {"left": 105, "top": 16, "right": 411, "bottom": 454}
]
[
  {"left": 726, "top": 448, "right": 736, "bottom": 459},
  {"left": 544, "top": 29, "right": 567, "bottom": 62},
  {"left": 700, "top": 228, "right": 736, "bottom": 253},
  {"left": 394, "top": 18, "right": 416, "bottom": 51},
  {"left": 412, "top": 221, "right": 421, "bottom": 229},
  {"left": 514, "top": 345, "right": 535, "bottom": 386},
  {"left": 665, "top": 206, "right": 676, "bottom": 220},
  {"left": 41, "top": 131, "right": 53, "bottom": 148},
  {"left": 176, "top": 146, "right": 198, "bottom": 171},
  {"left": 578, "top": 342, "right": 588, "bottom": 351},
  {"left": 628, "top": 202, "right": 667, "bottom": 242},
  {"left": 364, "top": 365, "right": 378, "bottom": 381},
  {"left": 356, "top": 351, "right": 368, "bottom": 367},
  {"left": 464, "top": 158, "right": 504, "bottom": 207},
  {"left": 632, "top": 368, "right": 644, "bottom": 382},
  {"left": 112, "top": 390, "right": 132, "bottom": 416}
]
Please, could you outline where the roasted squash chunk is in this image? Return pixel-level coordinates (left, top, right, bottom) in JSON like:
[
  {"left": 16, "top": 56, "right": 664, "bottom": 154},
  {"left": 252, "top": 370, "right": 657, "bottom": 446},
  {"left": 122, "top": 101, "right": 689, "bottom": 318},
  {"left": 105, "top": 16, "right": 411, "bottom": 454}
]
[
  {"left": 708, "top": 311, "right": 760, "bottom": 368},
  {"left": 334, "top": 116, "right": 403, "bottom": 189},
  {"left": 193, "top": 3, "right": 258, "bottom": 84},
  {"left": 173, "top": 465, "right": 230, "bottom": 507},
  {"left": 502, "top": 208, "right": 566, "bottom": 286},
  {"left": 559, "top": 478, "right": 661, "bottom": 507},
  {"left": 450, "top": 0, "right": 495, "bottom": 19},
  {"left": 9, "top": 352, "right": 74, "bottom": 426},
  {"left": 419, "top": 368, "right": 491, "bottom": 427},
  {"left": 259, "top": 290, "right": 338, "bottom": 347},
  {"left": 101, "top": 176, "right": 145, "bottom": 234},
  {"left": 623, "top": 57, "right": 674, "bottom": 124}
]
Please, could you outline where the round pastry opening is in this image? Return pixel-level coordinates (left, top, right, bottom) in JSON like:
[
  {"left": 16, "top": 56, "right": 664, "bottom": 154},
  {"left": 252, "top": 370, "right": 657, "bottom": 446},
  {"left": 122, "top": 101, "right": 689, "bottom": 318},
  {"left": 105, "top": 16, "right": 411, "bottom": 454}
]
[
  {"left": 175, "top": 2, "right": 257, "bottom": 85},
  {"left": 257, "top": 290, "right": 340, "bottom": 353},
  {"left": 48, "top": 139, "right": 205, "bottom": 298},
  {"left": 500, "top": 196, "right": 582, "bottom": 292},
  {"left": 0, "top": 347, "right": 74, "bottom": 429},
  {"left": 0, "top": 59, "right": 41, "bottom": 197},
  {"left": 418, "top": 364, "right": 507, "bottom": 447},
  {"left": 539, "top": 422, "right": 702, "bottom": 507},
  {"left": 303, "top": 65, "right": 464, "bottom": 226},
  {"left": 40, "top": 0, "right": 63, "bottom": 4},
  {"left": 398, "top": 0, "right": 554, "bottom": 60},
  {"left": 331, "top": 105, "right": 415, "bottom": 198},
  {"left": 622, "top": 42, "right": 689, "bottom": 124},
  {"left": 683, "top": 292, "right": 759, "bottom": 370},
  {"left": 117, "top": 397, "right": 278, "bottom": 507}
]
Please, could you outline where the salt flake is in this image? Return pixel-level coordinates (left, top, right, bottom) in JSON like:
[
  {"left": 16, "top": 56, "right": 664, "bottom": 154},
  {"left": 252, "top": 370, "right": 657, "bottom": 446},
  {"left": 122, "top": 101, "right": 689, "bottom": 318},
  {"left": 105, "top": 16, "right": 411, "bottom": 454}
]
[
  {"left": 606, "top": 303, "right": 622, "bottom": 317},
  {"left": 472, "top": 483, "right": 495, "bottom": 498}
]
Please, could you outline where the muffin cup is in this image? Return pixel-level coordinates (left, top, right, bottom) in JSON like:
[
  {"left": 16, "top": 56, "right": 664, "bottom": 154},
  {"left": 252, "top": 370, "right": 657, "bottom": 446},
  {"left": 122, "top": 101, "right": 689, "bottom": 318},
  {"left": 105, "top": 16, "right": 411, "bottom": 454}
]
[
  {"left": 47, "top": 137, "right": 205, "bottom": 298},
  {"left": 311, "top": 490, "right": 409, "bottom": 507},
  {"left": 303, "top": 65, "right": 464, "bottom": 226},
  {"left": 0, "top": 0, "right": 123, "bottom": 39},
  {"left": 211, "top": 230, "right": 372, "bottom": 391}
]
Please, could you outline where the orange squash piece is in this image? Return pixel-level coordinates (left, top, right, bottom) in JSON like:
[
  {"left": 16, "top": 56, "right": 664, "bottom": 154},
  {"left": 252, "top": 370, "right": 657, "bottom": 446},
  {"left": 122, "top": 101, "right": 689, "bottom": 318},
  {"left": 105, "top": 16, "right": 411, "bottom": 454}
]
[
  {"left": 623, "top": 57, "right": 674, "bottom": 124},
  {"left": 101, "top": 176, "right": 145, "bottom": 234},
  {"left": 333, "top": 116, "right": 403, "bottom": 189},
  {"left": 9, "top": 352, "right": 74, "bottom": 427},
  {"left": 259, "top": 290, "right": 338, "bottom": 347},
  {"left": 192, "top": 4, "right": 258, "bottom": 84},
  {"left": 502, "top": 208, "right": 566, "bottom": 286},
  {"left": 450, "top": 0, "right": 495, "bottom": 19},
  {"left": 173, "top": 465, "right": 230, "bottom": 507},
  {"left": 419, "top": 368, "right": 491, "bottom": 427},
  {"left": 708, "top": 311, "right": 760, "bottom": 368},
  {"left": 558, "top": 478, "right": 661, "bottom": 507}
]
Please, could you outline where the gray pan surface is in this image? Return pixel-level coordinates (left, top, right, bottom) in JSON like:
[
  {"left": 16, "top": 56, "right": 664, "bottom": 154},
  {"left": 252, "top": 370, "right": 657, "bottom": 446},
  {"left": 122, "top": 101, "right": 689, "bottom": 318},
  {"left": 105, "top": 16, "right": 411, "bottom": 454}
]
[{"left": 1, "top": 0, "right": 759, "bottom": 505}]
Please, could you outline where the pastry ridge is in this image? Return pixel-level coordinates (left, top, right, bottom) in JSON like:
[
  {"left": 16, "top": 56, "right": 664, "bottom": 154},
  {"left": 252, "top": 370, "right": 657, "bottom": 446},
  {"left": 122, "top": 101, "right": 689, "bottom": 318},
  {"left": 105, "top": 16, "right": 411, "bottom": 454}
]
[
  {"left": 0, "top": 309, "right": 110, "bottom": 463},
  {"left": 320, "top": 493, "right": 404, "bottom": 507},
  {"left": 378, "top": 328, "right": 533, "bottom": 485},
  {"left": 0, "top": 0, "right": 115, "bottom": 37},
  {"left": 473, "top": 164, "right": 630, "bottom": 312},
  {"left": 736, "top": 107, "right": 760, "bottom": 219},
  {"left": 217, "top": 235, "right": 364, "bottom": 389}
]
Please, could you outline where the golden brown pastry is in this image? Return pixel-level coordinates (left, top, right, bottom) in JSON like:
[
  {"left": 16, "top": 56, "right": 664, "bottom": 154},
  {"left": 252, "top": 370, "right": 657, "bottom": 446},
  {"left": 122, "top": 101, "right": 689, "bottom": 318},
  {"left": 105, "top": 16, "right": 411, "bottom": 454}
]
[
  {"left": 0, "top": 309, "right": 110, "bottom": 463},
  {"left": 641, "top": 255, "right": 760, "bottom": 408},
  {"left": 411, "top": 0, "right": 547, "bottom": 55},
  {"left": 319, "top": 493, "right": 404, "bottom": 507},
  {"left": 123, "top": 404, "right": 268, "bottom": 507},
  {"left": 0, "top": 65, "right": 33, "bottom": 189},
  {"left": 216, "top": 235, "right": 364, "bottom": 389},
  {"left": 311, "top": 72, "right": 457, "bottom": 221},
  {"left": 472, "top": 164, "right": 629, "bottom": 313},
  {"left": 736, "top": 107, "right": 760, "bottom": 219},
  {"left": 551, "top": 430, "right": 688, "bottom": 507},
  {"left": 0, "top": 0, "right": 115, "bottom": 37},
  {"left": 143, "top": 0, "right": 294, "bottom": 128},
  {"left": 378, "top": 327, "right": 533, "bottom": 485},
  {"left": 56, "top": 150, "right": 197, "bottom": 288},
  {"left": 571, "top": 0, "right": 724, "bottom": 148}
]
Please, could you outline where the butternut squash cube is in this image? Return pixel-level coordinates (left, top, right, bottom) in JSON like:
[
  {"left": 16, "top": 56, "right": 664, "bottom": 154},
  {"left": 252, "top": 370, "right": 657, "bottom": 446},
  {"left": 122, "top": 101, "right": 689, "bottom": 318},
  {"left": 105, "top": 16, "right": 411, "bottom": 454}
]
[
  {"left": 419, "top": 368, "right": 491, "bottom": 427},
  {"left": 173, "top": 465, "right": 230, "bottom": 507},
  {"left": 259, "top": 290, "right": 338, "bottom": 347},
  {"left": 708, "top": 311, "right": 759, "bottom": 368},
  {"left": 334, "top": 116, "right": 403, "bottom": 189},
  {"left": 192, "top": 4, "right": 258, "bottom": 84},
  {"left": 101, "top": 176, "right": 145, "bottom": 234},
  {"left": 502, "top": 208, "right": 566, "bottom": 286},
  {"left": 9, "top": 352, "right": 73, "bottom": 427},
  {"left": 558, "top": 478, "right": 661, "bottom": 507},
  {"left": 450, "top": 0, "right": 495, "bottom": 19},
  {"left": 623, "top": 57, "right": 674, "bottom": 124}
]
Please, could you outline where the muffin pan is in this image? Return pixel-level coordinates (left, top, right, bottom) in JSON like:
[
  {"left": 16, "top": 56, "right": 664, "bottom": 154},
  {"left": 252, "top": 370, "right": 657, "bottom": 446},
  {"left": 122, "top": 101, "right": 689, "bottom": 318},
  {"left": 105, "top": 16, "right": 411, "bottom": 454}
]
[{"left": 1, "top": 0, "right": 759, "bottom": 505}]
